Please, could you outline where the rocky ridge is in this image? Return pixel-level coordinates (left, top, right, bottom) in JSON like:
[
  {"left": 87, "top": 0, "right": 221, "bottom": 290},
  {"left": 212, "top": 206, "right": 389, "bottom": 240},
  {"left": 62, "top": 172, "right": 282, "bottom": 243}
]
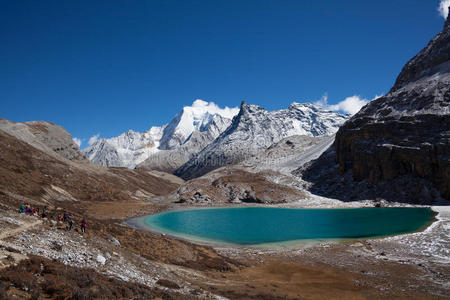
[
  {"left": 83, "top": 126, "right": 164, "bottom": 168},
  {"left": 83, "top": 100, "right": 237, "bottom": 169},
  {"left": 334, "top": 15, "right": 450, "bottom": 201},
  {"left": 136, "top": 114, "right": 232, "bottom": 173},
  {"left": 176, "top": 102, "right": 348, "bottom": 179}
]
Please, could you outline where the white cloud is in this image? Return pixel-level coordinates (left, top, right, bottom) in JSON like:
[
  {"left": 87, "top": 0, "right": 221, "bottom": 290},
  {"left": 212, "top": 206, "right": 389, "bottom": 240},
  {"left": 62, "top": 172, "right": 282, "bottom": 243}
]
[
  {"left": 439, "top": 0, "right": 450, "bottom": 18},
  {"left": 328, "top": 95, "right": 369, "bottom": 115},
  {"left": 315, "top": 93, "right": 380, "bottom": 115},
  {"left": 314, "top": 93, "right": 329, "bottom": 108},
  {"left": 88, "top": 134, "right": 100, "bottom": 146},
  {"left": 73, "top": 137, "right": 82, "bottom": 148},
  {"left": 190, "top": 99, "right": 239, "bottom": 119}
]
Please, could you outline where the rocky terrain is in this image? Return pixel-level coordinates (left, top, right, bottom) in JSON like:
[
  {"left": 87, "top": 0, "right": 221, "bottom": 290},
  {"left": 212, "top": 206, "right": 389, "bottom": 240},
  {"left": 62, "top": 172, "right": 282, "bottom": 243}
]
[
  {"left": 176, "top": 102, "right": 347, "bottom": 179},
  {"left": 163, "top": 135, "right": 334, "bottom": 206},
  {"left": 0, "top": 121, "right": 243, "bottom": 298},
  {"left": 1, "top": 112, "right": 449, "bottom": 299},
  {"left": 332, "top": 14, "right": 450, "bottom": 202}
]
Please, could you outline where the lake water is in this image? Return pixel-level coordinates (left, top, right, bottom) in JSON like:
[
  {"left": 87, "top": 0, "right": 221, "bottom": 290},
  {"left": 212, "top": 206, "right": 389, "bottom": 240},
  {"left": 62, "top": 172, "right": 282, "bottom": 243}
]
[{"left": 139, "top": 207, "right": 435, "bottom": 246}]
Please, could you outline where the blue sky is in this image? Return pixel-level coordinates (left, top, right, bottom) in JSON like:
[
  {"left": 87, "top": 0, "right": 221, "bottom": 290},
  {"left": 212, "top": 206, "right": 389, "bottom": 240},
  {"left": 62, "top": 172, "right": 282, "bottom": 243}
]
[{"left": 1, "top": 0, "right": 449, "bottom": 147}]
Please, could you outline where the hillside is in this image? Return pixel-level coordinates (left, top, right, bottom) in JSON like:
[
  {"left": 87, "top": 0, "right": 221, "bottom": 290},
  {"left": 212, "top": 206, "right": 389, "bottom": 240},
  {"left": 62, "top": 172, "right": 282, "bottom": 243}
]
[{"left": 0, "top": 119, "right": 87, "bottom": 162}]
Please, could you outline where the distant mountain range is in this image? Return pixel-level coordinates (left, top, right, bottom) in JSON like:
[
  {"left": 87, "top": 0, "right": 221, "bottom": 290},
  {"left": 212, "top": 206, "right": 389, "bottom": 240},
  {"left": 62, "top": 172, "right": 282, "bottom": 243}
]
[
  {"left": 176, "top": 102, "right": 348, "bottom": 179},
  {"left": 83, "top": 100, "right": 238, "bottom": 170},
  {"left": 83, "top": 100, "right": 348, "bottom": 176}
]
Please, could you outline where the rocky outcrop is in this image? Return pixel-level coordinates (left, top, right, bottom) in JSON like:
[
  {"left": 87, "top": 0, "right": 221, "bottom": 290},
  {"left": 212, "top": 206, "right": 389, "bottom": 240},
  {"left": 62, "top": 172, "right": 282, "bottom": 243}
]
[
  {"left": 393, "top": 15, "right": 450, "bottom": 91},
  {"left": 172, "top": 169, "right": 306, "bottom": 204},
  {"left": 0, "top": 119, "right": 87, "bottom": 162},
  {"left": 335, "top": 16, "right": 450, "bottom": 200}
]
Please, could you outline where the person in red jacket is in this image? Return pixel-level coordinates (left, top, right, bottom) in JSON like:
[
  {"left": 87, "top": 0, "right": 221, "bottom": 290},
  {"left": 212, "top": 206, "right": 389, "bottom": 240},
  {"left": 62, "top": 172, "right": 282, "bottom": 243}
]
[{"left": 81, "top": 219, "right": 87, "bottom": 234}]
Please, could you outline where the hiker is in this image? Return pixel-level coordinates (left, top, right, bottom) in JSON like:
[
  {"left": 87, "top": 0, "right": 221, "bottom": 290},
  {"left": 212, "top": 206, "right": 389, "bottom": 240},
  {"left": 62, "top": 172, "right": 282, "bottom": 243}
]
[
  {"left": 57, "top": 215, "right": 63, "bottom": 222},
  {"left": 18, "top": 204, "right": 24, "bottom": 213},
  {"left": 63, "top": 212, "right": 68, "bottom": 222},
  {"left": 81, "top": 219, "right": 87, "bottom": 233},
  {"left": 68, "top": 217, "right": 73, "bottom": 231},
  {"left": 25, "top": 205, "right": 31, "bottom": 214}
]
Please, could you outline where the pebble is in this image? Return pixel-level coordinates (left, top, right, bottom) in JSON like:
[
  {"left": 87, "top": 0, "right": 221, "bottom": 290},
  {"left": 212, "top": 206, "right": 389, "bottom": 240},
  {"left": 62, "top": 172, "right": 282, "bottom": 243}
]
[
  {"left": 109, "top": 237, "right": 121, "bottom": 247},
  {"left": 96, "top": 254, "right": 106, "bottom": 265}
]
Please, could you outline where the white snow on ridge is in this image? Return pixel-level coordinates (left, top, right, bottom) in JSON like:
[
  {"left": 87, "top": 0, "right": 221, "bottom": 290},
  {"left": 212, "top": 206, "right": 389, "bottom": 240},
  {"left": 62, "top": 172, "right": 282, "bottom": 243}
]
[
  {"left": 159, "top": 100, "right": 239, "bottom": 150},
  {"left": 83, "top": 100, "right": 239, "bottom": 168},
  {"left": 84, "top": 126, "right": 165, "bottom": 168}
]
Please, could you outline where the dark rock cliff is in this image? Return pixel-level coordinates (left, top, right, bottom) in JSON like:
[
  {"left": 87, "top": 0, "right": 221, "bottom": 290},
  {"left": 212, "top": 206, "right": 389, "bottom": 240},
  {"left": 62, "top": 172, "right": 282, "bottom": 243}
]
[{"left": 334, "top": 14, "right": 450, "bottom": 200}]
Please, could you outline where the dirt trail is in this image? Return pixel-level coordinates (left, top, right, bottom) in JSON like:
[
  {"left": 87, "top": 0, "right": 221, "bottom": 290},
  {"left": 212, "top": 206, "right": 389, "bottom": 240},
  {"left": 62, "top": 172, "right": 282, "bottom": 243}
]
[
  {"left": 0, "top": 219, "right": 42, "bottom": 240},
  {"left": 0, "top": 219, "right": 42, "bottom": 269}
]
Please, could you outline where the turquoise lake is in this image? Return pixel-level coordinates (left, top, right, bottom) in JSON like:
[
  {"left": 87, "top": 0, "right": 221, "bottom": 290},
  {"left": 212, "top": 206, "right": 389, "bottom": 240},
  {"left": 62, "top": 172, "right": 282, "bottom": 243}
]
[{"left": 140, "top": 207, "right": 436, "bottom": 246}]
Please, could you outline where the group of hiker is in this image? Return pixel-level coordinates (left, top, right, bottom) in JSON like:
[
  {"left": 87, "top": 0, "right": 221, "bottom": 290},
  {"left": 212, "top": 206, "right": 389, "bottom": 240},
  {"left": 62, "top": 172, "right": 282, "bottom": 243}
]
[
  {"left": 18, "top": 203, "right": 87, "bottom": 234},
  {"left": 18, "top": 203, "right": 47, "bottom": 218}
]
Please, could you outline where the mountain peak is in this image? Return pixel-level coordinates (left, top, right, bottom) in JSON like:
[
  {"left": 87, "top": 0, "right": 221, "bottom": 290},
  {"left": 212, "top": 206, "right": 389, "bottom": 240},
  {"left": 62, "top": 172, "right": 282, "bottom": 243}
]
[
  {"left": 237, "top": 101, "right": 263, "bottom": 116},
  {"left": 159, "top": 100, "right": 239, "bottom": 150},
  {"left": 188, "top": 99, "right": 239, "bottom": 120},
  {"left": 288, "top": 102, "right": 317, "bottom": 110},
  {"left": 392, "top": 15, "right": 450, "bottom": 91}
]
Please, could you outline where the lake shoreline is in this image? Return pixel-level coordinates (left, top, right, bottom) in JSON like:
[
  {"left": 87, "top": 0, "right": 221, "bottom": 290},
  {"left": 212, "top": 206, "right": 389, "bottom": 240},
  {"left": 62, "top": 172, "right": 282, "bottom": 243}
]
[{"left": 126, "top": 206, "right": 439, "bottom": 250}]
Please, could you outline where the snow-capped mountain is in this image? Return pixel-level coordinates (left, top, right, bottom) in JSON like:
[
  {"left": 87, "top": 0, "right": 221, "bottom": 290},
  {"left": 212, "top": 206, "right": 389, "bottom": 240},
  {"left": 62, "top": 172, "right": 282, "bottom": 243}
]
[
  {"left": 83, "top": 100, "right": 239, "bottom": 168},
  {"left": 136, "top": 114, "right": 233, "bottom": 173},
  {"left": 159, "top": 100, "right": 238, "bottom": 150},
  {"left": 175, "top": 102, "right": 348, "bottom": 179},
  {"left": 83, "top": 126, "right": 164, "bottom": 168}
]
